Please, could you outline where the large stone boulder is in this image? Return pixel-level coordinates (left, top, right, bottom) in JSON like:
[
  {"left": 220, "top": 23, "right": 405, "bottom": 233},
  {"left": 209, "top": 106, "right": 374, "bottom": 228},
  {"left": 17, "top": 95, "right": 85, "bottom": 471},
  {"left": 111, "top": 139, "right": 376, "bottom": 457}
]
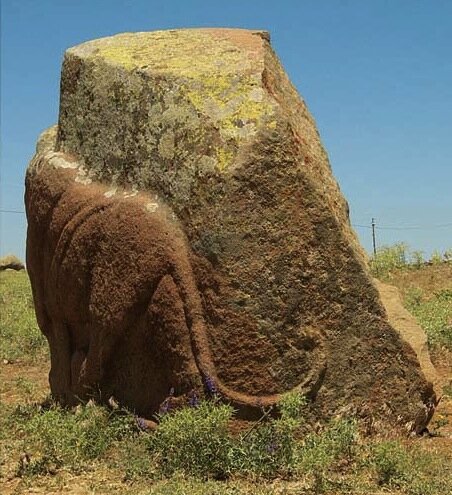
[
  {"left": 0, "top": 254, "right": 25, "bottom": 271},
  {"left": 25, "top": 29, "right": 436, "bottom": 432}
]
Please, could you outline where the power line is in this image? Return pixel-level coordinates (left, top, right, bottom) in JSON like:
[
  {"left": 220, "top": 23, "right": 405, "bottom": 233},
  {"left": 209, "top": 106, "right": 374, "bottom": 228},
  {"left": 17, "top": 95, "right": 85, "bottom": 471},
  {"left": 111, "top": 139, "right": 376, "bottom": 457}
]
[
  {"left": 0, "top": 209, "right": 25, "bottom": 214},
  {"left": 353, "top": 222, "right": 452, "bottom": 231},
  {"left": 375, "top": 223, "right": 452, "bottom": 231},
  {"left": 353, "top": 218, "right": 452, "bottom": 256}
]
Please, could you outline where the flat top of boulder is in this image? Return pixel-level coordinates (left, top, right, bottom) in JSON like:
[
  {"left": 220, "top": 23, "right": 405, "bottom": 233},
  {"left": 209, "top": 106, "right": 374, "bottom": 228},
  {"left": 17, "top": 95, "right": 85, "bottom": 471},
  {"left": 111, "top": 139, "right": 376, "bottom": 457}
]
[
  {"left": 60, "top": 28, "right": 281, "bottom": 180},
  {"left": 67, "top": 29, "right": 275, "bottom": 142},
  {"left": 68, "top": 28, "right": 270, "bottom": 75}
]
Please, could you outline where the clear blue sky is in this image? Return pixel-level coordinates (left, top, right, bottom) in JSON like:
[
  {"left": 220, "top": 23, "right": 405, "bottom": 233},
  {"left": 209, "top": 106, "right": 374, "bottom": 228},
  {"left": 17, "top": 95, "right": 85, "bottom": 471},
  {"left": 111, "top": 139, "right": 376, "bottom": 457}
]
[{"left": 1, "top": 0, "right": 451, "bottom": 261}]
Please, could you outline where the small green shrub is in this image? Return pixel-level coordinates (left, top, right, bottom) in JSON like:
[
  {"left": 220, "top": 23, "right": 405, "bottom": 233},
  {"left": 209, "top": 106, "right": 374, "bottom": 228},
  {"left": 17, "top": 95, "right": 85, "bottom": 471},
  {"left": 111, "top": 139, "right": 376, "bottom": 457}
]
[
  {"left": 17, "top": 401, "right": 137, "bottom": 475},
  {"left": 444, "top": 248, "right": 452, "bottom": 263},
  {"left": 278, "top": 390, "right": 307, "bottom": 420},
  {"left": 372, "top": 440, "right": 410, "bottom": 486},
  {"left": 233, "top": 422, "right": 281, "bottom": 477},
  {"left": 405, "top": 286, "right": 424, "bottom": 307},
  {"left": 149, "top": 400, "right": 234, "bottom": 479},
  {"left": 233, "top": 417, "right": 299, "bottom": 478},
  {"left": 322, "top": 418, "right": 359, "bottom": 460},
  {"left": 370, "top": 243, "right": 408, "bottom": 278},
  {"left": 149, "top": 392, "right": 308, "bottom": 479},
  {"left": 371, "top": 440, "right": 452, "bottom": 495},
  {"left": 411, "top": 250, "right": 425, "bottom": 268},
  {"left": 298, "top": 418, "right": 358, "bottom": 492},
  {"left": 436, "top": 288, "right": 452, "bottom": 302},
  {"left": 231, "top": 392, "right": 307, "bottom": 478},
  {"left": 430, "top": 250, "right": 443, "bottom": 265},
  {"left": 298, "top": 433, "right": 333, "bottom": 492}
]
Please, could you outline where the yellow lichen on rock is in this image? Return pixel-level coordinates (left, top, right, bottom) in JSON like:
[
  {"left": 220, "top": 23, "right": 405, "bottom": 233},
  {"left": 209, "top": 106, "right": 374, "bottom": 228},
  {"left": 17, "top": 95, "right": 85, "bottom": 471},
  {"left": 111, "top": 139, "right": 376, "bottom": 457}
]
[
  {"left": 182, "top": 72, "right": 274, "bottom": 142},
  {"left": 70, "top": 29, "right": 276, "bottom": 160},
  {"left": 215, "top": 147, "right": 234, "bottom": 171},
  {"left": 89, "top": 30, "right": 255, "bottom": 76}
]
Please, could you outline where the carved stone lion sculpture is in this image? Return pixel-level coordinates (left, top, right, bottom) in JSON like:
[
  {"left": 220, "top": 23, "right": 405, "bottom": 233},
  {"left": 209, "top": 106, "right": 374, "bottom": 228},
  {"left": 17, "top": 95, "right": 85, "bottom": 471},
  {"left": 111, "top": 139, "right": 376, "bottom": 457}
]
[{"left": 25, "top": 29, "right": 436, "bottom": 431}]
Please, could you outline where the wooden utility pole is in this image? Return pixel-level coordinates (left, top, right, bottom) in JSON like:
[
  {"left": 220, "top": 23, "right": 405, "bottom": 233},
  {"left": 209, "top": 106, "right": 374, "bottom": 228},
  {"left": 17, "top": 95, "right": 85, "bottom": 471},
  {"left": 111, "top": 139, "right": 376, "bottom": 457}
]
[{"left": 371, "top": 218, "right": 377, "bottom": 256}]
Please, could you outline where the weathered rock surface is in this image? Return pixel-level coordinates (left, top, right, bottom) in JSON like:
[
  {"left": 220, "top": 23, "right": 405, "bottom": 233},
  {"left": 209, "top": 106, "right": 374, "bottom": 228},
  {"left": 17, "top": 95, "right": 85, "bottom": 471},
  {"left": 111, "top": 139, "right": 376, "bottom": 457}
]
[
  {"left": 374, "top": 279, "right": 439, "bottom": 390},
  {"left": 0, "top": 254, "right": 25, "bottom": 271},
  {"left": 25, "top": 29, "right": 436, "bottom": 431}
]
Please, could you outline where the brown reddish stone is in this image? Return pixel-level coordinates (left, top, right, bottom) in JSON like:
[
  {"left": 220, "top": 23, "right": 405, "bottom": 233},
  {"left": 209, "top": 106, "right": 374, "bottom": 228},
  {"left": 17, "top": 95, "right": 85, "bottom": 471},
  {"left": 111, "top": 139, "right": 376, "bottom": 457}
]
[{"left": 25, "top": 29, "right": 436, "bottom": 432}]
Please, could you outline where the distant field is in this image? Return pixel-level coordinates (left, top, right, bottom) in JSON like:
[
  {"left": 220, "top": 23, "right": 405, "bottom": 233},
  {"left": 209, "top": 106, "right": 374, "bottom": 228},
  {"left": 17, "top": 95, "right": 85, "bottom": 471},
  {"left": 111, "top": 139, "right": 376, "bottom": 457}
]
[
  {"left": 0, "top": 263, "right": 451, "bottom": 495},
  {"left": 0, "top": 271, "right": 47, "bottom": 364},
  {"left": 371, "top": 244, "right": 452, "bottom": 352}
]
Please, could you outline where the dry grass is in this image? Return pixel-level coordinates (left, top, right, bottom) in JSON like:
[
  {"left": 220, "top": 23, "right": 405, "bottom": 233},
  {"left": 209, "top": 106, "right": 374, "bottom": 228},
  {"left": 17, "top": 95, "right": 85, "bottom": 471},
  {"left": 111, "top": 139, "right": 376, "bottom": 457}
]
[{"left": 386, "top": 263, "right": 452, "bottom": 298}]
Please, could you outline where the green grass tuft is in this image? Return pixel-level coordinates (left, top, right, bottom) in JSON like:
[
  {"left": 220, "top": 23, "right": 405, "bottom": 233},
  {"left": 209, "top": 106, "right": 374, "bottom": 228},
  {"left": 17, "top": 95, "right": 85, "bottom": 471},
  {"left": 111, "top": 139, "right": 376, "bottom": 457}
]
[
  {"left": 405, "top": 288, "right": 452, "bottom": 350},
  {"left": 150, "top": 400, "right": 234, "bottom": 479},
  {"left": 0, "top": 271, "right": 47, "bottom": 362},
  {"left": 11, "top": 400, "right": 138, "bottom": 476}
]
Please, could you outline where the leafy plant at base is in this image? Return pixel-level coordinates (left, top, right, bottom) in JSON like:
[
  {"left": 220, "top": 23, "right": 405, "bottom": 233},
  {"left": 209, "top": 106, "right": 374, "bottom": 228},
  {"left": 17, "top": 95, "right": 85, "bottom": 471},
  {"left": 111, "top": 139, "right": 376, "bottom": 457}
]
[
  {"left": 231, "top": 391, "right": 307, "bottom": 478},
  {"left": 298, "top": 418, "right": 358, "bottom": 493},
  {"left": 16, "top": 402, "right": 137, "bottom": 475},
  {"left": 149, "top": 400, "right": 234, "bottom": 479},
  {"left": 372, "top": 440, "right": 409, "bottom": 486},
  {"left": 277, "top": 390, "right": 307, "bottom": 420}
]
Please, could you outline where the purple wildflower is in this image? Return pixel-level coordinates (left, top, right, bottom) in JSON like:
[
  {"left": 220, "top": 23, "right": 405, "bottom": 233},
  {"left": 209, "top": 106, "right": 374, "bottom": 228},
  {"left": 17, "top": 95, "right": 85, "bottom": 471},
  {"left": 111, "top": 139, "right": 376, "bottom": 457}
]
[
  {"left": 204, "top": 375, "right": 218, "bottom": 396},
  {"left": 266, "top": 441, "right": 278, "bottom": 454},
  {"left": 188, "top": 390, "right": 200, "bottom": 408},
  {"left": 136, "top": 416, "right": 149, "bottom": 431},
  {"left": 159, "top": 398, "right": 171, "bottom": 415}
]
